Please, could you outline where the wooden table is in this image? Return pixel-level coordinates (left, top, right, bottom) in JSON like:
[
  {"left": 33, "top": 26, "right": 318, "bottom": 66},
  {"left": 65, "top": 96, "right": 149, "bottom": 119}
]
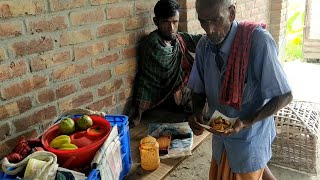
[{"left": 124, "top": 109, "right": 211, "bottom": 180}]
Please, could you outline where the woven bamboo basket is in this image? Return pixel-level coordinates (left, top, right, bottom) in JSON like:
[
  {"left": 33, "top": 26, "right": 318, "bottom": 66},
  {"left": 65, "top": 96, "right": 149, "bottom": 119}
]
[{"left": 270, "top": 100, "right": 320, "bottom": 175}]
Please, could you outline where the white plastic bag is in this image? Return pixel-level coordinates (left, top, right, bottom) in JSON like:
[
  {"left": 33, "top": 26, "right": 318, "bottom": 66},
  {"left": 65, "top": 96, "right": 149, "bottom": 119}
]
[{"left": 148, "top": 122, "right": 193, "bottom": 159}]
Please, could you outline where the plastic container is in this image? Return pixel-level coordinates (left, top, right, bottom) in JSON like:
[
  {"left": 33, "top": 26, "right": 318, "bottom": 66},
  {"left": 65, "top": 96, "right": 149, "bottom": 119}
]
[
  {"left": 104, "top": 114, "right": 132, "bottom": 179},
  {"left": 139, "top": 136, "right": 160, "bottom": 170},
  {"left": 87, "top": 114, "right": 132, "bottom": 180},
  {"left": 1, "top": 114, "right": 131, "bottom": 180},
  {"left": 41, "top": 115, "right": 111, "bottom": 169},
  {"left": 0, "top": 168, "right": 18, "bottom": 180}
]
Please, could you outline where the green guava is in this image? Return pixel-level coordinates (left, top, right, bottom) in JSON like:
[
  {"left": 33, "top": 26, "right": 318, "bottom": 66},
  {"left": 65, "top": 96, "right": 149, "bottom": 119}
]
[
  {"left": 77, "top": 115, "right": 93, "bottom": 130},
  {"left": 58, "top": 117, "right": 75, "bottom": 134}
]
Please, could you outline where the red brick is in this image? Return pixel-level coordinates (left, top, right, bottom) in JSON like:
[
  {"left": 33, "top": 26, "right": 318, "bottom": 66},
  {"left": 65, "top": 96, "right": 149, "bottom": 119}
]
[
  {"left": 11, "top": 37, "right": 54, "bottom": 57},
  {"left": 125, "top": 72, "right": 135, "bottom": 87},
  {"left": 114, "top": 59, "right": 137, "bottom": 76},
  {"left": 179, "top": 11, "right": 188, "bottom": 22},
  {"left": 80, "top": 70, "right": 112, "bottom": 88},
  {"left": 118, "top": 88, "right": 132, "bottom": 102},
  {"left": 124, "top": 88, "right": 133, "bottom": 99},
  {"left": 92, "top": 53, "right": 119, "bottom": 68},
  {"left": 122, "top": 46, "right": 137, "bottom": 59},
  {"left": 0, "top": 59, "right": 28, "bottom": 82},
  {"left": 0, "top": 22, "right": 23, "bottom": 39},
  {"left": 136, "top": 28, "right": 153, "bottom": 42},
  {"left": 0, "top": 123, "right": 10, "bottom": 142},
  {"left": 176, "top": 0, "right": 186, "bottom": 8},
  {"left": 97, "top": 22, "right": 124, "bottom": 37},
  {"left": 87, "top": 95, "right": 114, "bottom": 111},
  {"left": 60, "top": 29, "right": 93, "bottom": 46},
  {"left": 70, "top": 9, "right": 104, "bottom": 25},
  {"left": 109, "top": 35, "right": 130, "bottom": 49},
  {"left": 110, "top": 106, "right": 123, "bottom": 114},
  {"left": 0, "top": 97, "right": 32, "bottom": 120},
  {"left": 0, "top": 0, "right": 44, "bottom": 18},
  {"left": 74, "top": 42, "right": 106, "bottom": 60},
  {"left": 125, "top": 17, "right": 149, "bottom": 30},
  {"left": 90, "top": 0, "right": 119, "bottom": 5},
  {"left": 28, "top": 16, "right": 67, "bottom": 33},
  {"left": 37, "top": 89, "right": 55, "bottom": 104},
  {"left": 0, "top": 47, "right": 5, "bottom": 61},
  {"left": 179, "top": 22, "right": 188, "bottom": 32},
  {"left": 136, "top": 2, "right": 153, "bottom": 15},
  {"left": 59, "top": 92, "right": 93, "bottom": 112},
  {"left": 49, "top": 0, "right": 86, "bottom": 11},
  {"left": 106, "top": 4, "right": 132, "bottom": 19},
  {"left": 41, "top": 121, "right": 52, "bottom": 133},
  {"left": 98, "top": 79, "right": 123, "bottom": 96},
  {"left": 30, "top": 50, "right": 71, "bottom": 72},
  {"left": 13, "top": 106, "right": 57, "bottom": 132},
  {"left": 0, "top": 75, "right": 48, "bottom": 100},
  {"left": 129, "top": 32, "right": 137, "bottom": 45},
  {"left": 118, "top": 91, "right": 126, "bottom": 101},
  {"left": 56, "top": 83, "right": 77, "bottom": 98},
  {"left": 52, "top": 63, "right": 89, "bottom": 81}
]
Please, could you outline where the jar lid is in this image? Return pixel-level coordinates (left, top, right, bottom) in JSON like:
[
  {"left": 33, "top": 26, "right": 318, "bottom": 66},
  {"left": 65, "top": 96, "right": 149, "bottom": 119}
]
[{"left": 140, "top": 136, "right": 158, "bottom": 149}]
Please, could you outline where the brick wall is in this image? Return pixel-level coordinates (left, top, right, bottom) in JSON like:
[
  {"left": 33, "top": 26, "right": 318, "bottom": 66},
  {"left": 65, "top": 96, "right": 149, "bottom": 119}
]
[
  {"left": 0, "top": 0, "right": 285, "bottom": 159},
  {"left": 269, "top": 0, "right": 289, "bottom": 61},
  {"left": 178, "top": 0, "right": 271, "bottom": 34},
  {"left": 0, "top": 0, "right": 158, "bottom": 158}
]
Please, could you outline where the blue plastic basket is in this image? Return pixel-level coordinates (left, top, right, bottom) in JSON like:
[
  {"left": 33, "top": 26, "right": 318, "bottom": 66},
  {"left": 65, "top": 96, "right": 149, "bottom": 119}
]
[
  {"left": 105, "top": 114, "right": 132, "bottom": 180},
  {"left": 87, "top": 114, "right": 132, "bottom": 180}
]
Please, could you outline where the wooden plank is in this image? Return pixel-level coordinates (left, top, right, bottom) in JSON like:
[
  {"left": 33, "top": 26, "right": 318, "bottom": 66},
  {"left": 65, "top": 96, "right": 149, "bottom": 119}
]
[{"left": 125, "top": 109, "right": 211, "bottom": 180}]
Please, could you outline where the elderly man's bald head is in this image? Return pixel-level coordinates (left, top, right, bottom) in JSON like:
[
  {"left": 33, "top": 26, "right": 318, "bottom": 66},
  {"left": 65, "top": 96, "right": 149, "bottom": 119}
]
[{"left": 196, "top": 0, "right": 234, "bottom": 12}]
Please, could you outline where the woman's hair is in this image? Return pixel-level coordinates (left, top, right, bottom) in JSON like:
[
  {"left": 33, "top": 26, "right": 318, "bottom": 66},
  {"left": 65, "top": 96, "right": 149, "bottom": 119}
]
[{"left": 154, "top": 0, "right": 181, "bottom": 19}]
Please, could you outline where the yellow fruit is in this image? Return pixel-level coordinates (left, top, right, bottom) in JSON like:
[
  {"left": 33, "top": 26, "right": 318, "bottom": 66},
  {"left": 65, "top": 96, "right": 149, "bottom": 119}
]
[
  {"left": 49, "top": 135, "right": 71, "bottom": 149},
  {"left": 58, "top": 143, "right": 78, "bottom": 150},
  {"left": 59, "top": 117, "right": 75, "bottom": 134},
  {"left": 77, "top": 115, "right": 93, "bottom": 130}
]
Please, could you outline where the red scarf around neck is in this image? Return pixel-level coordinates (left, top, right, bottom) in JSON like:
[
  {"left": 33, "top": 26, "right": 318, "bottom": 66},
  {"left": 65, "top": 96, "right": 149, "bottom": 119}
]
[{"left": 219, "top": 22, "right": 266, "bottom": 110}]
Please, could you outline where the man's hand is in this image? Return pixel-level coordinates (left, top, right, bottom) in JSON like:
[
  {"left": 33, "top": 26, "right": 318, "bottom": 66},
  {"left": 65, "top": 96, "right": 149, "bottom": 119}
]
[
  {"left": 188, "top": 115, "right": 205, "bottom": 136},
  {"left": 223, "top": 119, "right": 252, "bottom": 136}
]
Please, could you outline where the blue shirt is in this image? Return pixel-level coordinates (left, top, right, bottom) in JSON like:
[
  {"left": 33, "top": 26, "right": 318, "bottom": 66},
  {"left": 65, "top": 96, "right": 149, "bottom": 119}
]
[{"left": 188, "top": 21, "right": 292, "bottom": 173}]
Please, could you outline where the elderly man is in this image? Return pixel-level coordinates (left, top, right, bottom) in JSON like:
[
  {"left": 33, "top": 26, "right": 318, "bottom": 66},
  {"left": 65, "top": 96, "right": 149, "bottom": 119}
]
[
  {"left": 129, "top": 0, "right": 202, "bottom": 127},
  {"left": 188, "top": 0, "right": 293, "bottom": 179}
]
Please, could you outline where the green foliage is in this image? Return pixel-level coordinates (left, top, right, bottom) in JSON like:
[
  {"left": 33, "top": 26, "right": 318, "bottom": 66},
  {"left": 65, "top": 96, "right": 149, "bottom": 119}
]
[
  {"left": 286, "top": 35, "right": 303, "bottom": 61},
  {"left": 285, "top": 1, "right": 305, "bottom": 61}
]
